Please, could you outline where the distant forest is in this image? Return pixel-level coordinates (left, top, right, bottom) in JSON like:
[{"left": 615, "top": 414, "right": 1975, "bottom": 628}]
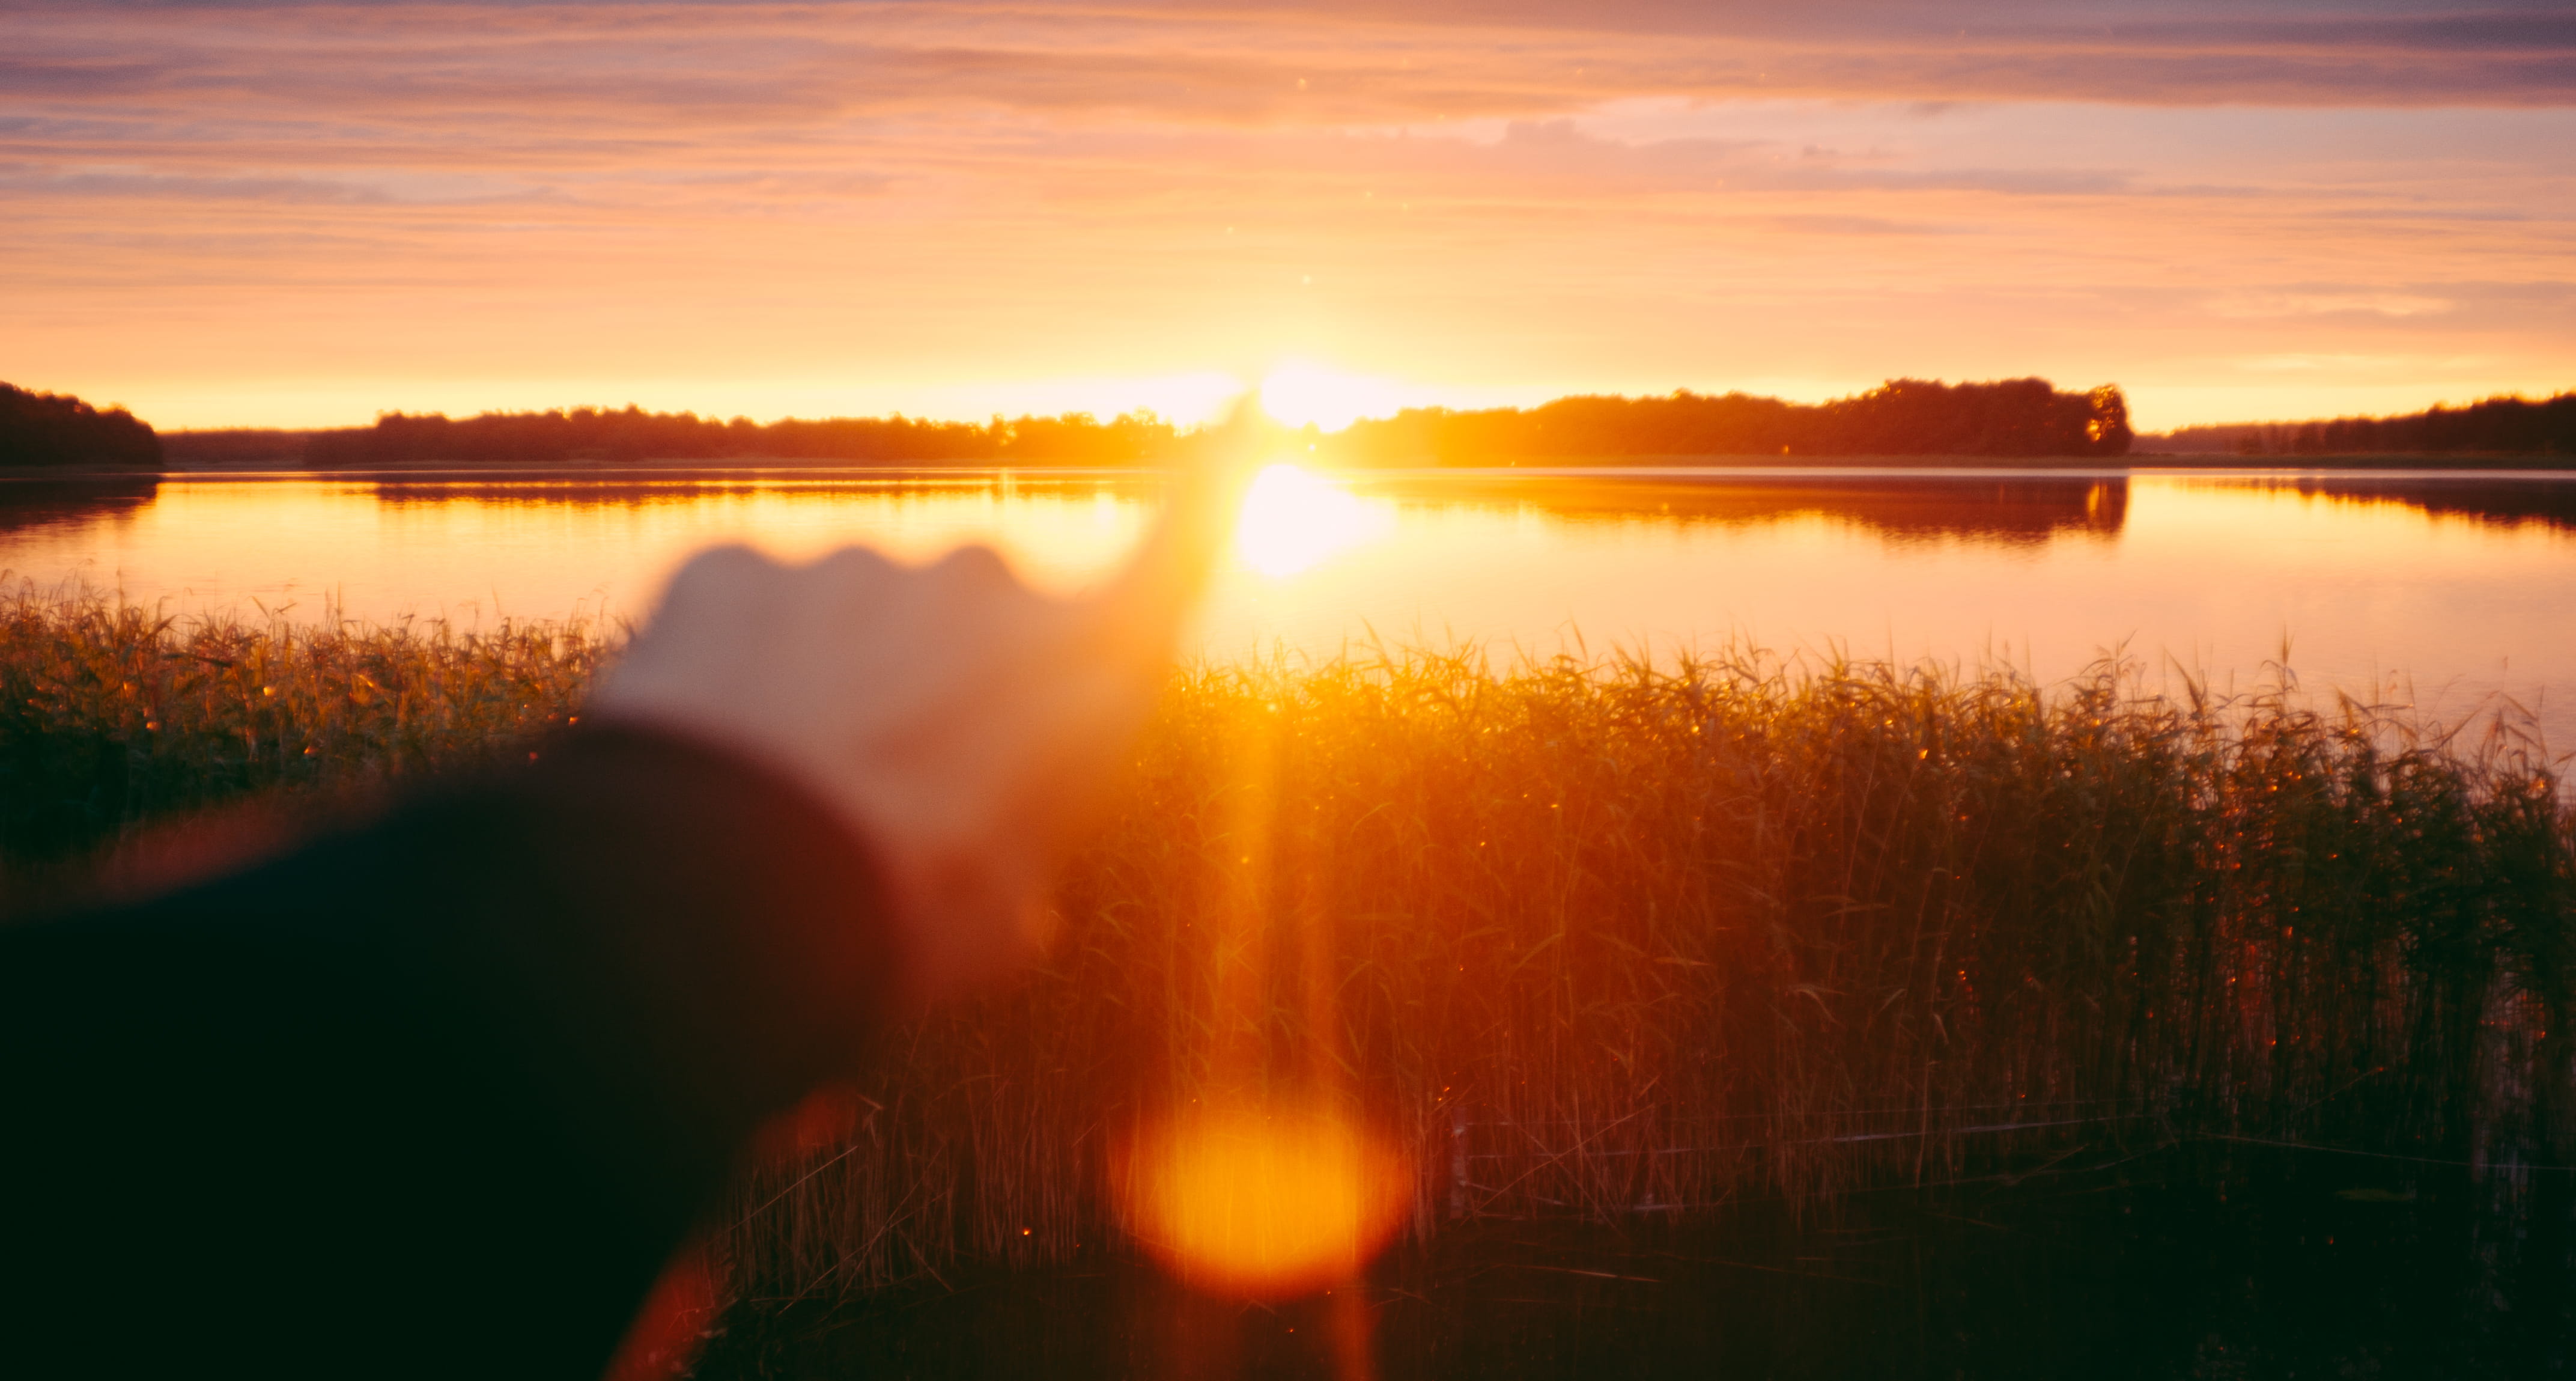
[
  {"left": 0, "top": 383, "right": 159, "bottom": 468},
  {"left": 300, "top": 407, "right": 1182, "bottom": 467},
  {"left": 1319, "top": 379, "right": 2132, "bottom": 463},
  {"left": 2140, "top": 391, "right": 2575, "bottom": 457},
  {"left": 202, "top": 377, "right": 2136, "bottom": 468},
  {"left": 11, "top": 378, "right": 2574, "bottom": 471}
]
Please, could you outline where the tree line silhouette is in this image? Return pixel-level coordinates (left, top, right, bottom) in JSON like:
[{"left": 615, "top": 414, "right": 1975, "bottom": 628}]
[
  {"left": 298, "top": 407, "right": 1183, "bottom": 467},
  {"left": 2145, "top": 392, "right": 2575, "bottom": 457},
  {"left": 0, "top": 383, "right": 160, "bottom": 468},
  {"left": 19, "top": 378, "right": 2576, "bottom": 471},
  {"left": 279, "top": 379, "right": 2130, "bottom": 467},
  {"left": 1320, "top": 379, "right": 2134, "bottom": 463}
]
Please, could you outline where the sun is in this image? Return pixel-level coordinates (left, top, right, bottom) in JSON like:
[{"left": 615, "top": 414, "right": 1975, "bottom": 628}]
[
  {"left": 1232, "top": 463, "right": 1393, "bottom": 578},
  {"left": 1257, "top": 360, "right": 1415, "bottom": 433}
]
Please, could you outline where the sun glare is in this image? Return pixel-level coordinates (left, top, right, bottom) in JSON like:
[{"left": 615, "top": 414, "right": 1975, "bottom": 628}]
[
  {"left": 1117, "top": 1106, "right": 1412, "bottom": 1300},
  {"left": 1232, "top": 464, "right": 1393, "bottom": 578},
  {"left": 1257, "top": 360, "right": 1419, "bottom": 433}
]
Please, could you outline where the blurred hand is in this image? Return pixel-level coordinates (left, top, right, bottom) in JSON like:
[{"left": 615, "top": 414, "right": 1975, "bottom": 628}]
[{"left": 591, "top": 456, "right": 1233, "bottom": 1005}]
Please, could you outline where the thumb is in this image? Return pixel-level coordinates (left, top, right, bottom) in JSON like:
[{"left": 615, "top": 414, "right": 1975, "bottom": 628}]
[{"left": 1086, "top": 394, "right": 1262, "bottom": 661}]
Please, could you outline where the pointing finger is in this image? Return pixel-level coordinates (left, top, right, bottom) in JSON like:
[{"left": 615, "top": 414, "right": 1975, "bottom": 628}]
[{"left": 1086, "top": 394, "right": 1263, "bottom": 659}]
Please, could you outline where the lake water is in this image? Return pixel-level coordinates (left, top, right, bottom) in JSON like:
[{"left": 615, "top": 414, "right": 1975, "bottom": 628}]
[
  {"left": 704, "top": 1148, "right": 2576, "bottom": 1380},
  {"left": 3, "top": 466, "right": 2571, "bottom": 752}
]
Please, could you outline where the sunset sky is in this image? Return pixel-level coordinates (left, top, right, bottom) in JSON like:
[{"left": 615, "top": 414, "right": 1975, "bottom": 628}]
[{"left": 5, "top": 1, "right": 2572, "bottom": 432}]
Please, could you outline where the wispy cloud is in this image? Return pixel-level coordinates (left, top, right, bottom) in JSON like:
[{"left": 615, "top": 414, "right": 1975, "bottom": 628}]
[{"left": 0, "top": 2, "right": 2571, "bottom": 428}]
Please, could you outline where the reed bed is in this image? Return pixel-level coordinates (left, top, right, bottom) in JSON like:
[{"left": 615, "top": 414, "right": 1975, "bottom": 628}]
[
  {"left": 4, "top": 594, "right": 2569, "bottom": 1304},
  {"left": 733, "top": 650, "right": 2574, "bottom": 1299},
  {"left": 0, "top": 594, "right": 598, "bottom": 903}
]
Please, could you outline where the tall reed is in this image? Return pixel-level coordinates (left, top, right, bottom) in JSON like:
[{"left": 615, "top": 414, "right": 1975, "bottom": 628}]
[
  {"left": 726, "top": 650, "right": 2573, "bottom": 1299},
  {"left": 0, "top": 593, "right": 598, "bottom": 903},
  {"left": 4, "top": 596, "right": 2568, "bottom": 1304}
]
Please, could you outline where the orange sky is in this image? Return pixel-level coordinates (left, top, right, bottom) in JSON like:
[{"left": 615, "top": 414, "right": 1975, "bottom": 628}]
[{"left": 4, "top": 1, "right": 2572, "bottom": 432}]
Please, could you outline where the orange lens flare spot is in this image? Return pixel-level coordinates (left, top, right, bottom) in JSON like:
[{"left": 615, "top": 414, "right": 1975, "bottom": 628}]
[{"left": 1118, "top": 1106, "right": 1412, "bottom": 1299}]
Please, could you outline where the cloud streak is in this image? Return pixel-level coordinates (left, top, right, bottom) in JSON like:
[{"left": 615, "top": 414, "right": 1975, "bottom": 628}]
[
  {"left": 1, "top": 2, "right": 2572, "bottom": 428},
  {"left": 10, "top": 2, "right": 2575, "bottom": 120}
]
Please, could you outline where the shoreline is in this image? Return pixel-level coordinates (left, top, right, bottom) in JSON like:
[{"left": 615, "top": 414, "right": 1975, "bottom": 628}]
[{"left": 5, "top": 453, "right": 2576, "bottom": 482}]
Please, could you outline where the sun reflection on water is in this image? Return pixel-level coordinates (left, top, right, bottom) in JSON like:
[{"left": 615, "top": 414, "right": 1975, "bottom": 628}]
[{"left": 1232, "top": 464, "right": 1394, "bottom": 578}]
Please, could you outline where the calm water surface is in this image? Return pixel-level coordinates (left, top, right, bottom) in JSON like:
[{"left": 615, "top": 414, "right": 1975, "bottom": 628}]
[
  {"left": 3, "top": 466, "right": 2570, "bottom": 748},
  {"left": 703, "top": 1147, "right": 2576, "bottom": 1380}
]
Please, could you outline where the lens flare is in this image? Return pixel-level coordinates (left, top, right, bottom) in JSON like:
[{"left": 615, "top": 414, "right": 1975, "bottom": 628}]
[
  {"left": 1257, "top": 361, "right": 1414, "bottom": 432},
  {"left": 1117, "top": 1105, "right": 1412, "bottom": 1300},
  {"left": 1232, "top": 464, "right": 1392, "bottom": 578}
]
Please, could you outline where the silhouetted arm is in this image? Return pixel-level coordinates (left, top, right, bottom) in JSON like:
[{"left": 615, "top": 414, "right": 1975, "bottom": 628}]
[
  {"left": 0, "top": 434, "right": 1235, "bottom": 1380},
  {"left": 0, "top": 725, "right": 899, "bottom": 1380}
]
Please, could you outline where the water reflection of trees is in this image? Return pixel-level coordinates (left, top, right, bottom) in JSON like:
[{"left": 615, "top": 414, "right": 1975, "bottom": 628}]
[
  {"left": 0, "top": 478, "right": 160, "bottom": 538},
  {"left": 352, "top": 471, "right": 2576, "bottom": 542},
  {"left": 356, "top": 473, "right": 2138, "bottom": 545},
  {"left": 27, "top": 472, "right": 2562, "bottom": 552},
  {"left": 362, "top": 474, "right": 1116, "bottom": 511},
  {"left": 2257, "top": 477, "right": 2576, "bottom": 533},
  {"left": 1364, "top": 475, "right": 2133, "bottom": 545},
  {"left": 1387, "top": 473, "right": 2576, "bottom": 540}
]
